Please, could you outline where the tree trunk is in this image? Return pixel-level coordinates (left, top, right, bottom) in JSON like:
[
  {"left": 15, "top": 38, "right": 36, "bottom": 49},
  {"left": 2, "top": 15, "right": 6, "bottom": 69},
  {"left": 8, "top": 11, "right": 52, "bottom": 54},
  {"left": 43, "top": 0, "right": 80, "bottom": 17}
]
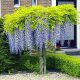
[
  {"left": 38, "top": 43, "right": 46, "bottom": 74},
  {"left": 42, "top": 43, "right": 46, "bottom": 74}
]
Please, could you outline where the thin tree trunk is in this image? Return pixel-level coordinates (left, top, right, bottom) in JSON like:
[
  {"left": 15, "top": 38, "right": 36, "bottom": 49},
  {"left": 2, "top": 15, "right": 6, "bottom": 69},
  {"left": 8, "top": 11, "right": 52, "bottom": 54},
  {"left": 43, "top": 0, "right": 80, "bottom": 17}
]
[
  {"left": 42, "top": 43, "right": 46, "bottom": 74},
  {"left": 38, "top": 43, "right": 46, "bottom": 74},
  {"left": 38, "top": 47, "right": 43, "bottom": 74}
]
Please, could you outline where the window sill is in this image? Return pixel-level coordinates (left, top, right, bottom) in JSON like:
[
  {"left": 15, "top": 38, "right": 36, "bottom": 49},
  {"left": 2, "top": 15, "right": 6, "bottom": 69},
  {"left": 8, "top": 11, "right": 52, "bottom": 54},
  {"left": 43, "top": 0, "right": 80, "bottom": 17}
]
[{"left": 14, "top": 4, "right": 20, "bottom": 8}]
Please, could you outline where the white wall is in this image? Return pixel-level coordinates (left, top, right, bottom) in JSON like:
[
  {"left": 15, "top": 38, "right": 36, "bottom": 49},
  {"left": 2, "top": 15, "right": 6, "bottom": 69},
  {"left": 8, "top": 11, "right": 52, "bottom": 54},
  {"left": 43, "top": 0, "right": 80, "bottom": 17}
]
[
  {"left": 51, "top": 0, "right": 56, "bottom": 6},
  {"left": 0, "top": 0, "right": 1, "bottom": 17},
  {"left": 77, "top": 0, "right": 80, "bottom": 49}
]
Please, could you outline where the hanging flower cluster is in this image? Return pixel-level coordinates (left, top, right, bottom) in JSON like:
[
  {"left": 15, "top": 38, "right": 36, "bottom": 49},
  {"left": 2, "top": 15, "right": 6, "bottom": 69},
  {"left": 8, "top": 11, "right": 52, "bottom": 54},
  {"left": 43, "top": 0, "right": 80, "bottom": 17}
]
[
  {"left": 4, "top": 4, "right": 77, "bottom": 54},
  {"left": 7, "top": 20, "right": 53, "bottom": 54}
]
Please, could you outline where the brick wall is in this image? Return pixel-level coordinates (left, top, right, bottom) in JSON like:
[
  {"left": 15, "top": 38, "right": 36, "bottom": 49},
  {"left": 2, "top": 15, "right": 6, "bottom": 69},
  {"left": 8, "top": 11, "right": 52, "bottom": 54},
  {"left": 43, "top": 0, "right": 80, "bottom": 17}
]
[
  {"left": 38, "top": 0, "right": 51, "bottom": 7},
  {"left": 1, "top": 0, "right": 14, "bottom": 16},
  {"left": 21, "top": 0, "right": 32, "bottom": 7},
  {"left": 1, "top": 0, "right": 51, "bottom": 16}
]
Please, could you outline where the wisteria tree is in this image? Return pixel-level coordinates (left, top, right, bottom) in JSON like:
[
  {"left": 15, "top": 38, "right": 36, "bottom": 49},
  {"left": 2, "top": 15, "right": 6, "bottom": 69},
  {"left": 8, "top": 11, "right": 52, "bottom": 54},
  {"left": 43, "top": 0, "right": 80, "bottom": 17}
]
[{"left": 4, "top": 5, "right": 77, "bottom": 74}]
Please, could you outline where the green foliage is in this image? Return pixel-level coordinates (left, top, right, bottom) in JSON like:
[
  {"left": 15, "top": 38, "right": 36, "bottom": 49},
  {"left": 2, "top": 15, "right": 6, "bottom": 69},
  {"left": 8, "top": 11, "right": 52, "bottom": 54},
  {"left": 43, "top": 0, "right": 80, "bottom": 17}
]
[
  {"left": 0, "top": 18, "right": 4, "bottom": 33},
  {"left": 0, "top": 51, "right": 40, "bottom": 73},
  {"left": 1, "top": 50, "right": 80, "bottom": 77},
  {"left": 19, "top": 53, "right": 39, "bottom": 72},
  {"left": 0, "top": 18, "right": 4, "bottom": 26},
  {"left": 47, "top": 41, "right": 55, "bottom": 51},
  {"left": 47, "top": 53, "right": 80, "bottom": 77},
  {"left": 4, "top": 4, "right": 77, "bottom": 34},
  {"left": 0, "top": 38, "right": 12, "bottom": 73},
  {"left": 0, "top": 17, "right": 11, "bottom": 73}
]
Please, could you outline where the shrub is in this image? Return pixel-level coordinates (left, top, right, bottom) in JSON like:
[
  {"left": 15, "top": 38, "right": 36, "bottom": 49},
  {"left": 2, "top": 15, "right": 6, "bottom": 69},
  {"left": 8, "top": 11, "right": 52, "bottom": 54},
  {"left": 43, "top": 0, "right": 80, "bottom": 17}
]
[
  {"left": 47, "top": 53, "right": 80, "bottom": 77},
  {"left": 18, "top": 52, "right": 40, "bottom": 72},
  {"left": 0, "top": 51, "right": 40, "bottom": 73},
  {"left": 0, "top": 17, "right": 11, "bottom": 73}
]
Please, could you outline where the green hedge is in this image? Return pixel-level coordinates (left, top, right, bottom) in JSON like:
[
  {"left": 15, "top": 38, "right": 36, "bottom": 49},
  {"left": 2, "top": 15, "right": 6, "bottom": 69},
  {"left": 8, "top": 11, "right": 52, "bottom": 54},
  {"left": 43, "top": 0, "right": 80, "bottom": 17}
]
[
  {"left": 11, "top": 53, "right": 80, "bottom": 77},
  {"left": 0, "top": 17, "right": 11, "bottom": 73},
  {"left": 0, "top": 52, "right": 40, "bottom": 73},
  {"left": 47, "top": 53, "right": 80, "bottom": 77},
  {"left": 1, "top": 47, "right": 80, "bottom": 77},
  {"left": 17, "top": 53, "right": 40, "bottom": 72}
]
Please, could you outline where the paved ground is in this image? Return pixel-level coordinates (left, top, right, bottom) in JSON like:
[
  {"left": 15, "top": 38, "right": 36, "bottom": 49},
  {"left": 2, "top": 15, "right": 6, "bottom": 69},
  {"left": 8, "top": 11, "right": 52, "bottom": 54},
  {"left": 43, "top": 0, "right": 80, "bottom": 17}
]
[{"left": 0, "top": 72, "right": 80, "bottom": 80}]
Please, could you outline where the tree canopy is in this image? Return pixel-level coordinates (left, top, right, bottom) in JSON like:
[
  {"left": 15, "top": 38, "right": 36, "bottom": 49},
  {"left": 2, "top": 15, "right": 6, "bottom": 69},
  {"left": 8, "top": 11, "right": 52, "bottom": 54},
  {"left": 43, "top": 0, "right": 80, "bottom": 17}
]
[{"left": 4, "top": 4, "right": 77, "bottom": 34}]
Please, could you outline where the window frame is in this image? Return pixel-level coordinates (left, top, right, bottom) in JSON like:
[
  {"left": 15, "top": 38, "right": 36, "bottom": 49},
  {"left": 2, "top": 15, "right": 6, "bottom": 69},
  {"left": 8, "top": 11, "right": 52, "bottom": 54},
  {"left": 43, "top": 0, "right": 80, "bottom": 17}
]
[{"left": 14, "top": 0, "right": 20, "bottom": 7}]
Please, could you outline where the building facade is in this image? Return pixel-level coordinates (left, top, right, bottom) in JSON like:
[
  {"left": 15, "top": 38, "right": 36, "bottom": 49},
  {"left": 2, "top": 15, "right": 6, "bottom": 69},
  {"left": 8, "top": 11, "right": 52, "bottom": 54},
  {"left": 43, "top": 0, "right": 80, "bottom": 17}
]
[
  {"left": 0, "top": 0, "right": 80, "bottom": 49},
  {"left": 0, "top": 0, "right": 52, "bottom": 16}
]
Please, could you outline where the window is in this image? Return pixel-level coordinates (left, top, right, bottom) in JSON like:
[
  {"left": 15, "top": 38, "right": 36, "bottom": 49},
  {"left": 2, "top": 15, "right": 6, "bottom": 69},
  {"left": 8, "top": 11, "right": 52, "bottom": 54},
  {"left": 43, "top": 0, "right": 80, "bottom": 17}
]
[
  {"left": 57, "top": 0, "right": 76, "bottom": 7},
  {"left": 14, "top": 0, "right": 18, "bottom": 5},
  {"left": 32, "top": 0, "right": 37, "bottom": 5},
  {"left": 58, "top": 1, "right": 74, "bottom": 5},
  {"left": 14, "top": 0, "right": 20, "bottom": 7}
]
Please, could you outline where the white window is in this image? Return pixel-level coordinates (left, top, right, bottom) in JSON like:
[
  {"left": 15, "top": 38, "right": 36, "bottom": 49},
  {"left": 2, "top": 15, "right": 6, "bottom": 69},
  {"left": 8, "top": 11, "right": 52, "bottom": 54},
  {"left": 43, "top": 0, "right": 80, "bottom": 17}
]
[
  {"left": 32, "top": 0, "right": 37, "bottom": 5},
  {"left": 14, "top": 0, "right": 20, "bottom": 7}
]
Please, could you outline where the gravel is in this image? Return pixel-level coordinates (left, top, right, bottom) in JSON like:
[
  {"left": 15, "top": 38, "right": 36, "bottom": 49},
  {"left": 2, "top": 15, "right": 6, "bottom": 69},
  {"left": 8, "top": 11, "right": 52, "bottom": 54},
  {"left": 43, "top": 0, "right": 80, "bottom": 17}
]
[{"left": 0, "top": 72, "right": 80, "bottom": 80}]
